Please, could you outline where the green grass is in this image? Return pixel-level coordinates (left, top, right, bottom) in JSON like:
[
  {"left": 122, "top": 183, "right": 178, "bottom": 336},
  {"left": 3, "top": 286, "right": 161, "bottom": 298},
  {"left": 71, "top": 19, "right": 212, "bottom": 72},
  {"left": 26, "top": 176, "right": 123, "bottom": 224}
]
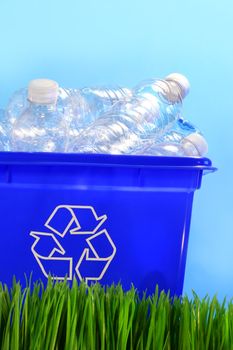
[{"left": 0, "top": 277, "right": 233, "bottom": 350}]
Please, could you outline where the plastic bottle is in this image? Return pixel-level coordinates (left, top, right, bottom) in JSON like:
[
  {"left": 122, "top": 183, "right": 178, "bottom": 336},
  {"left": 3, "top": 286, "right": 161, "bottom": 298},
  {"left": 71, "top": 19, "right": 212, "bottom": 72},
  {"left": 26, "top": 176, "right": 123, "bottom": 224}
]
[
  {"left": 0, "top": 109, "right": 10, "bottom": 151},
  {"left": 6, "top": 88, "right": 29, "bottom": 126},
  {"left": 134, "top": 132, "right": 208, "bottom": 157},
  {"left": 159, "top": 117, "right": 199, "bottom": 143},
  {"left": 67, "top": 73, "right": 190, "bottom": 154},
  {"left": 64, "top": 86, "right": 132, "bottom": 140},
  {"left": 132, "top": 117, "right": 208, "bottom": 156},
  {"left": 134, "top": 73, "right": 190, "bottom": 102},
  {"left": 78, "top": 86, "right": 132, "bottom": 117},
  {"left": 6, "top": 85, "right": 132, "bottom": 138},
  {"left": 11, "top": 79, "right": 68, "bottom": 152}
]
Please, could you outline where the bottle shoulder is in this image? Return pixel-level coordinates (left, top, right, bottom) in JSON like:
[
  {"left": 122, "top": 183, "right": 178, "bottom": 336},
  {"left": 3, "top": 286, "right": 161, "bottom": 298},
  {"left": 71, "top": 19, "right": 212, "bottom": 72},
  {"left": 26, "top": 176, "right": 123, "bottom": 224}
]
[{"left": 13, "top": 105, "right": 65, "bottom": 128}]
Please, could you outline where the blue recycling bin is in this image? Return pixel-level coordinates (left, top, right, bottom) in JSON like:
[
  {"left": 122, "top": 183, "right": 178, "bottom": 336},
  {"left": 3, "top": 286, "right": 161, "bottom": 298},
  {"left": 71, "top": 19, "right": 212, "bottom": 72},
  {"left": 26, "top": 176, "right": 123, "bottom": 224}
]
[{"left": 0, "top": 152, "right": 215, "bottom": 295}]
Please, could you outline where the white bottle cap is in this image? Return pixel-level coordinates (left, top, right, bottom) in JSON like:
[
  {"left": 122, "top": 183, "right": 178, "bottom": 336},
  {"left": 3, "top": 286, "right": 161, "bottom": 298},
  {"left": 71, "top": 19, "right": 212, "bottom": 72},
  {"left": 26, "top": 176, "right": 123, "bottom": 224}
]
[
  {"left": 165, "top": 73, "right": 190, "bottom": 99},
  {"left": 28, "top": 79, "right": 59, "bottom": 104},
  {"left": 183, "top": 132, "right": 208, "bottom": 156}
]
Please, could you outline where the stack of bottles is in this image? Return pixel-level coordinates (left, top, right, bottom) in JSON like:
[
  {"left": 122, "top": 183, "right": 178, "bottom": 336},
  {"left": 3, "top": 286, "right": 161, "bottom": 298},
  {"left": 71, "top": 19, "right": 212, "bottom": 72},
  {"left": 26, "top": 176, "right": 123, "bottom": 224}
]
[{"left": 0, "top": 73, "right": 208, "bottom": 157}]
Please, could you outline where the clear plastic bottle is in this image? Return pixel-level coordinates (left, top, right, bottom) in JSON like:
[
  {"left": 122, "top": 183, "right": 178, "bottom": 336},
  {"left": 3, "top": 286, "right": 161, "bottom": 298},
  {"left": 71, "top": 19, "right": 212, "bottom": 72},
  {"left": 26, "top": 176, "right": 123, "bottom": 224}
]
[
  {"left": 78, "top": 86, "right": 132, "bottom": 118},
  {"left": 132, "top": 116, "right": 208, "bottom": 157},
  {"left": 0, "top": 109, "right": 11, "bottom": 151},
  {"left": 134, "top": 72, "right": 190, "bottom": 102},
  {"left": 134, "top": 132, "right": 208, "bottom": 157},
  {"left": 11, "top": 79, "right": 68, "bottom": 152},
  {"left": 62, "top": 86, "right": 132, "bottom": 140},
  {"left": 6, "top": 85, "right": 132, "bottom": 138},
  {"left": 0, "top": 89, "right": 29, "bottom": 153},
  {"left": 6, "top": 88, "right": 29, "bottom": 126},
  {"left": 160, "top": 117, "right": 199, "bottom": 143},
  {"left": 6, "top": 86, "right": 82, "bottom": 128},
  {"left": 68, "top": 73, "right": 190, "bottom": 154}
]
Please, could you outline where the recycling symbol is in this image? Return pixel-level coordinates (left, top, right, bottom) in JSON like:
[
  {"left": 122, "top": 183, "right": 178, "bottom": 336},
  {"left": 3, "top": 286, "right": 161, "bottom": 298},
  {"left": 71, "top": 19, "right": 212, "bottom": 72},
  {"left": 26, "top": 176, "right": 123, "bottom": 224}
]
[{"left": 30, "top": 205, "right": 116, "bottom": 282}]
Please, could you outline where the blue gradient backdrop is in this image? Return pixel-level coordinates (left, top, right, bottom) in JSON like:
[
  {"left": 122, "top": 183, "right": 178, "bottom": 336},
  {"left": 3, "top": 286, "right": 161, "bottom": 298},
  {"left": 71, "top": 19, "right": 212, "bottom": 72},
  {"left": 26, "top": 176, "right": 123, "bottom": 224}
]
[{"left": 0, "top": 0, "right": 232, "bottom": 299}]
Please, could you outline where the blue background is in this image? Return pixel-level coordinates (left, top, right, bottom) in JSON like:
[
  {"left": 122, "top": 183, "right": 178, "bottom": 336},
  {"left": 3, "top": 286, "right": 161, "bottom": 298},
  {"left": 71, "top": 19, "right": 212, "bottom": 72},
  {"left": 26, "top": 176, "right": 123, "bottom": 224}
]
[{"left": 0, "top": 0, "right": 232, "bottom": 299}]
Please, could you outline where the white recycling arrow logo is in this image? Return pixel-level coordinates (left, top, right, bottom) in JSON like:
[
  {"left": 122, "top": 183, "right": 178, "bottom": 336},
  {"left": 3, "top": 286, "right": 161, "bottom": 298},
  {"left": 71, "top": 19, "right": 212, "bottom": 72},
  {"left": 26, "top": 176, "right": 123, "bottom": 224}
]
[{"left": 30, "top": 205, "right": 116, "bottom": 282}]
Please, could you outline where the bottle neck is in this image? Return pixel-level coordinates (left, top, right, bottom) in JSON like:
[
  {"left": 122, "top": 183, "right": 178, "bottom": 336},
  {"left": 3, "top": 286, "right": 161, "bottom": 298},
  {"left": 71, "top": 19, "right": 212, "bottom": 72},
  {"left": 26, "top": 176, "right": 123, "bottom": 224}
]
[
  {"left": 156, "top": 80, "right": 183, "bottom": 104},
  {"left": 28, "top": 100, "right": 58, "bottom": 114}
]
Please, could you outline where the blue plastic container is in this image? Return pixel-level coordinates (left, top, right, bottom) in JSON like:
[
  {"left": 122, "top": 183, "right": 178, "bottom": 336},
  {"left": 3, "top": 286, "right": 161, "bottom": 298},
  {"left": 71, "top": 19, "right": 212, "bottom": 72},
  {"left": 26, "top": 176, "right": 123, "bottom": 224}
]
[{"left": 0, "top": 152, "right": 215, "bottom": 295}]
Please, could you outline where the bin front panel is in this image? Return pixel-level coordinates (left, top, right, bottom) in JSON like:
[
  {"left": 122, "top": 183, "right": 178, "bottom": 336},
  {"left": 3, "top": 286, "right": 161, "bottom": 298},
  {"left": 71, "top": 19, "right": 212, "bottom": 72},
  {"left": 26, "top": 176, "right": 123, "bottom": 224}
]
[{"left": 0, "top": 170, "right": 194, "bottom": 295}]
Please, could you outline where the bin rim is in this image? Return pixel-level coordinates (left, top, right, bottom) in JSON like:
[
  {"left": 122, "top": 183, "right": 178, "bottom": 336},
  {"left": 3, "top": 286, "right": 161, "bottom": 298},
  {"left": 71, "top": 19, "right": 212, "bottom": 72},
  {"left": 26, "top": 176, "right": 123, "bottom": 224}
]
[{"left": 0, "top": 151, "right": 217, "bottom": 173}]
